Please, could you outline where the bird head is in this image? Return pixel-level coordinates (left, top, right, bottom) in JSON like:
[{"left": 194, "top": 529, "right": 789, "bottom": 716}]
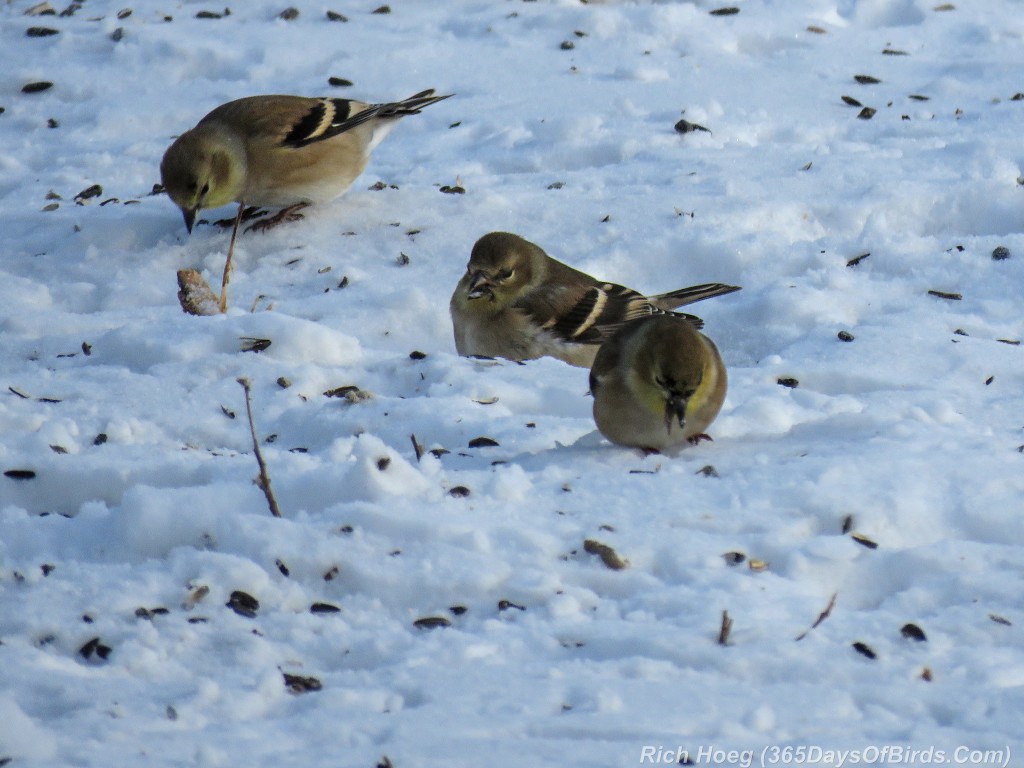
[
  {"left": 160, "top": 126, "right": 245, "bottom": 233},
  {"left": 460, "top": 232, "right": 538, "bottom": 307},
  {"left": 636, "top": 320, "right": 706, "bottom": 435}
]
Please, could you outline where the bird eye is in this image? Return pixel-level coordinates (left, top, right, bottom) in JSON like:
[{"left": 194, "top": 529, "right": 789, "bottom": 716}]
[
  {"left": 201, "top": 183, "right": 210, "bottom": 195},
  {"left": 495, "top": 269, "right": 514, "bottom": 281}
]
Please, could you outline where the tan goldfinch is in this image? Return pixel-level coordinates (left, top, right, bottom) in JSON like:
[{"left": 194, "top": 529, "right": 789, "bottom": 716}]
[
  {"left": 160, "top": 89, "right": 452, "bottom": 234},
  {"left": 589, "top": 314, "right": 727, "bottom": 452},
  {"left": 450, "top": 231, "right": 739, "bottom": 368}
]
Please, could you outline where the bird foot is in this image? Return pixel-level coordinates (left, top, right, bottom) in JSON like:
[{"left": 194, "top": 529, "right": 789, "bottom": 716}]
[
  {"left": 214, "top": 206, "right": 265, "bottom": 228},
  {"left": 245, "top": 202, "right": 310, "bottom": 234},
  {"left": 687, "top": 433, "right": 714, "bottom": 446}
]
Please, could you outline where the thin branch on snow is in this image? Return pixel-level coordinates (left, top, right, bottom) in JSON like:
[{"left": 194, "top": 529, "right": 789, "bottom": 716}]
[
  {"left": 795, "top": 593, "right": 838, "bottom": 641},
  {"left": 238, "top": 377, "right": 282, "bottom": 518},
  {"left": 718, "top": 610, "right": 733, "bottom": 646}
]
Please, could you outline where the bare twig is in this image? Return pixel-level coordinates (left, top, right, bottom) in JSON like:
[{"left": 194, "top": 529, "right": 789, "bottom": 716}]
[
  {"left": 718, "top": 610, "right": 733, "bottom": 646},
  {"left": 410, "top": 433, "right": 424, "bottom": 462},
  {"left": 795, "top": 592, "right": 838, "bottom": 641},
  {"left": 238, "top": 377, "right": 282, "bottom": 517}
]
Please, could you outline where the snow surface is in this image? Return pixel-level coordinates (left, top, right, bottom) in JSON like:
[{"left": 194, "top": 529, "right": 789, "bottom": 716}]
[{"left": 2, "top": 0, "right": 1024, "bottom": 766}]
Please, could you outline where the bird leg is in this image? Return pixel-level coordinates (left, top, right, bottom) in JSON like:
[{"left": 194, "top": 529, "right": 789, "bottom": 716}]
[
  {"left": 219, "top": 202, "right": 245, "bottom": 314},
  {"left": 244, "top": 202, "right": 310, "bottom": 234},
  {"left": 687, "top": 433, "right": 714, "bottom": 445}
]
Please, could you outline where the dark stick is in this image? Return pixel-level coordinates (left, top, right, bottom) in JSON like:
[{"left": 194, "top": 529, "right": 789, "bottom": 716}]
[
  {"left": 238, "top": 377, "right": 282, "bottom": 518},
  {"left": 718, "top": 610, "right": 733, "bottom": 646},
  {"left": 795, "top": 592, "right": 838, "bottom": 641}
]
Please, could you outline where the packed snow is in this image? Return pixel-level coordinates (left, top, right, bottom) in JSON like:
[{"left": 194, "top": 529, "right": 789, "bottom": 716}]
[{"left": 2, "top": 1, "right": 1023, "bottom": 766}]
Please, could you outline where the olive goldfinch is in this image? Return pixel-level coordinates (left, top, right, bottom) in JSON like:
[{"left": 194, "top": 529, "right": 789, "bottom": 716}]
[
  {"left": 589, "top": 314, "right": 727, "bottom": 452},
  {"left": 160, "top": 89, "right": 452, "bottom": 234},
  {"left": 450, "top": 231, "right": 739, "bottom": 368}
]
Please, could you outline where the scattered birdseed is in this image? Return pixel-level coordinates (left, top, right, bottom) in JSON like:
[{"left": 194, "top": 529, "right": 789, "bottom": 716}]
[
  {"left": 283, "top": 673, "right": 322, "bottom": 694},
  {"left": 226, "top": 590, "right": 259, "bottom": 618},
  {"left": 310, "top": 602, "right": 341, "bottom": 614},
  {"left": 901, "top": 623, "right": 927, "bottom": 642},
  {"left": 675, "top": 118, "right": 711, "bottom": 134},
  {"left": 852, "top": 641, "right": 877, "bottom": 659},
  {"left": 4, "top": 470, "right": 36, "bottom": 480}
]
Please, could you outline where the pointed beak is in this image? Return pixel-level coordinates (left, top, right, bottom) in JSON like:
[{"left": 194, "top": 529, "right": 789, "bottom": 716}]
[
  {"left": 182, "top": 207, "right": 198, "bottom": 234},
  {"left": 466, "top": 271, "right": 494, "bottom": 300},
  {"left": 664, "top": 394, "right": 688, "bottom": 434}
]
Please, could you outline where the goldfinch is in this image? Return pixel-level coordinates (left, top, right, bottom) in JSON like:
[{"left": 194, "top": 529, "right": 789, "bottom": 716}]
[
  {"left": 160, "top": 89, "right": 452, "bottom": 234},
  {"left": 589, "top": 314, "right": 727, "bottom": 452},
  {"left": 450, "top": 231, "right": 740, "bottom": 368},
  {"left": 160, "top": 89, "right": 450, "bottom": 313}
]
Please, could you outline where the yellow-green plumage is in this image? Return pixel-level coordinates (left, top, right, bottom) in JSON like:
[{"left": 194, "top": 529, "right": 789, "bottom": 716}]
[{"left": 590, "top": 314, "right": 727, "bottom": 452}]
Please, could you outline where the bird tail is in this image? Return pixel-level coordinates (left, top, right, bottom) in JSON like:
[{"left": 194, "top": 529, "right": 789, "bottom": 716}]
[
  {"left": 373, "top": 89, "right": 454, "bottom": 119},
  {"left": 648, "top": 282, "right": 740, "bottom": 311},
  {"left": 327, "top": 90, "right": 453, "bottom": 138}
]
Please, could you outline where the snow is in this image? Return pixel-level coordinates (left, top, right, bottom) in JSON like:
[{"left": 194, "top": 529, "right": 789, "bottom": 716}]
[{"left": 2, "top": 0, "right": 1024, "bottom": 765}]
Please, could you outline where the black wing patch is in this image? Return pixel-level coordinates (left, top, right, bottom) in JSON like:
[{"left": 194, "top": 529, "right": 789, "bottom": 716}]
[
  {"left": 283, "top": 99, "right": 354, "bottom": 148},
  {"left": 282, "top": 90, "right": 451, "bottom": 149},
  {"left": 542, "top": 286, "right": 610, "bottom": 343},
  {"left": 531, "top": 283, "right": 645, "bottom": 345},
  {"left": 533, "top": 282, "right": 709, "bottom": 345}
]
